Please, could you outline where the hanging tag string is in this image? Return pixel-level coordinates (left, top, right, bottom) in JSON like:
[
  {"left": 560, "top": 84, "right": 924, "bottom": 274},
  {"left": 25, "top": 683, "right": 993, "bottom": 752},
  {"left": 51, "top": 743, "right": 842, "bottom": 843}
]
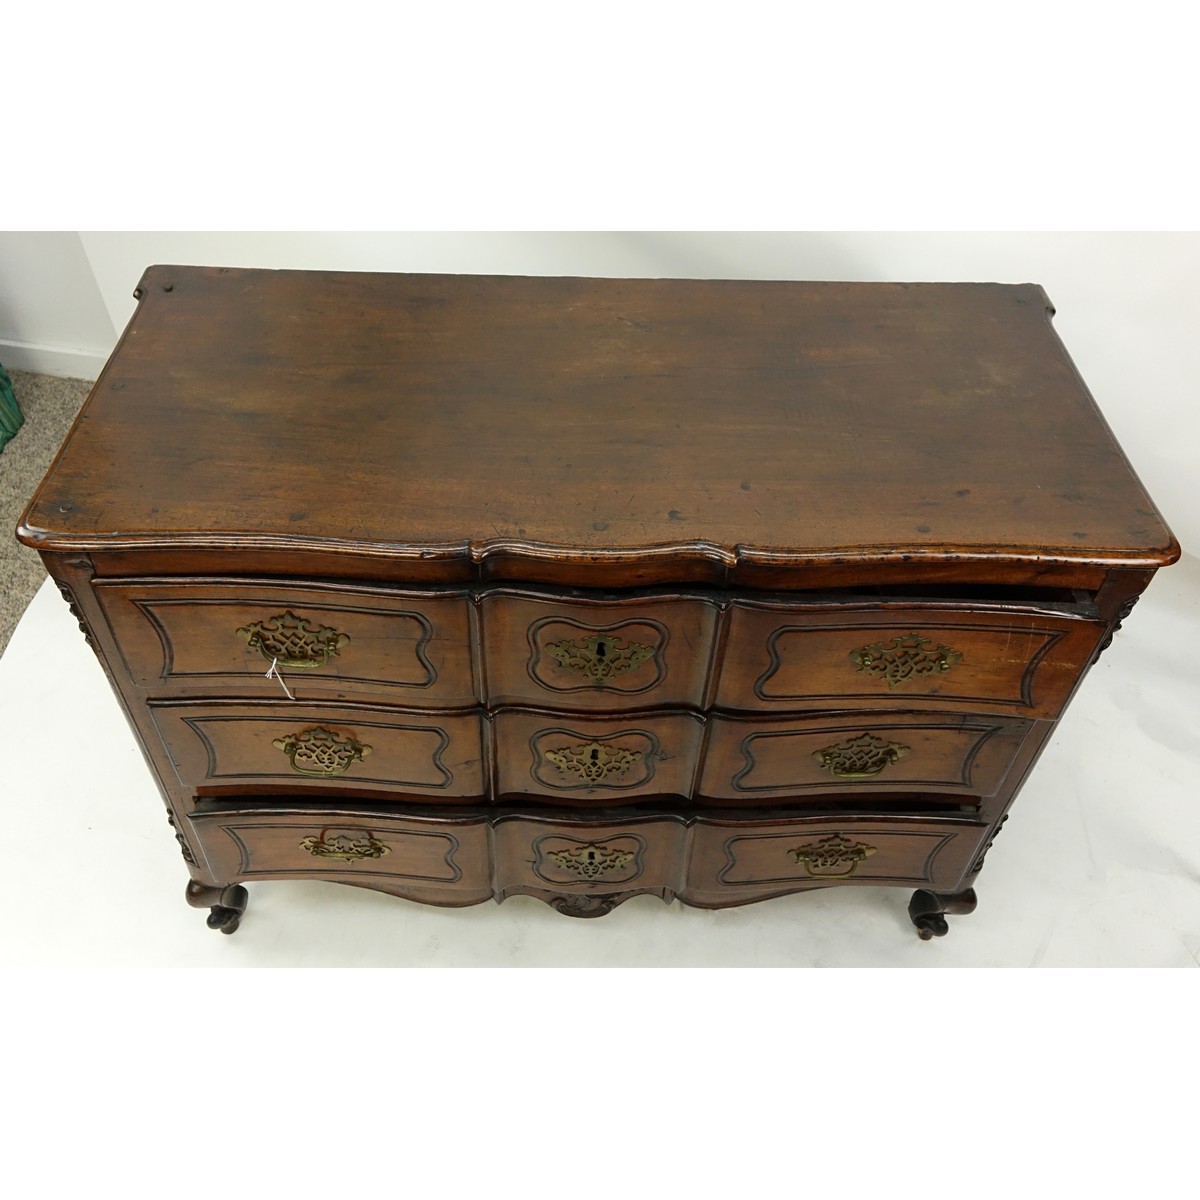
[{"left": 265, "top": 656, "right": 295, "bottom": 701}]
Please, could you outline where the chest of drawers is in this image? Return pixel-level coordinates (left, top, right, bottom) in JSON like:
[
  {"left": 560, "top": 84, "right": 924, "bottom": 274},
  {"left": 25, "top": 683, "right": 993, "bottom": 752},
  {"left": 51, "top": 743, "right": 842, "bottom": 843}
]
[{"left": 18, "top": 267, "right": 1178, "bottom": 939}]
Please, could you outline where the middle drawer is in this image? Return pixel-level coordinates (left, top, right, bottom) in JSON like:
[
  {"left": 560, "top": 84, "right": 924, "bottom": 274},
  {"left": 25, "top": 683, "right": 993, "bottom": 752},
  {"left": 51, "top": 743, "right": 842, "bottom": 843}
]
[
  {"left": 150, "top": 700, "right": 486, "bottom": 800},
  {"left": 493, "top": 709, "right": 707, "bottom": 802},
  {"left": 492, "top": 708, "right": 1030, "bottom": 805}
]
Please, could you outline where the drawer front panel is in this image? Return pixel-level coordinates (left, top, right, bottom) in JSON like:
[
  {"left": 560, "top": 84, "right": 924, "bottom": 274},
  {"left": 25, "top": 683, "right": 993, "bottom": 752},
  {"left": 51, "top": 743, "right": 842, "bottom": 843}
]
[
  {"left": 687, "top": 817, "right": 987, "bottom": 895},
  {"left": 493, "top": 710, "right": 705, "bottom": 802},
  {"left": 189, "top": 808, "right": 491, "bottom": 898},
  {"left": 717, "top": 605, "right": 1104, "bottom": 718},
  {"left": 700, "top": 713, "right": 1028, "bottom": 800},
  {"left": 95, "top": 580, "right": 475, "bottom": 704},
  {"left": 494, "top": 815, "right": 686, "bottom": 894},
  {"left": 151, "top": 702, "right": 485, "bottom": 799},
  {"left": 482, "top": 593, "right": 719, "bottom": 710}
]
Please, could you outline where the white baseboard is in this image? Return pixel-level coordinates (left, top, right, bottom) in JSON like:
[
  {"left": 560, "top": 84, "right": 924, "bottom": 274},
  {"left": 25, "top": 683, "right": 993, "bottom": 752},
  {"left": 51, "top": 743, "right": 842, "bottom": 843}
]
[{"left": 0, "top": 338, "right": 107, "bottom": 381}]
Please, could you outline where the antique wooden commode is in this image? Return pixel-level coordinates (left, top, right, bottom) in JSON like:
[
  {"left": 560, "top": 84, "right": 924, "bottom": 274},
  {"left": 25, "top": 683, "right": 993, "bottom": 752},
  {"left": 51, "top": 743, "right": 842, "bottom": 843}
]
[{"left": 18, "top": 267, "right": 1178, "bottom": 938}]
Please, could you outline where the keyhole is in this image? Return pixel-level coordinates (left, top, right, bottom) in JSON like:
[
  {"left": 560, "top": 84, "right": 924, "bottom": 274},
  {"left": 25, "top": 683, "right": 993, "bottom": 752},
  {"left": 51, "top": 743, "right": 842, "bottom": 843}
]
[
  {"left": 586, "top": 850, "right": 597, "bottom": 863},
  {"left": 590, "top": 748, "right": 600, "bottom": 762},
  {"left": 596, "top": 640, "right": 607, "bottom": 659}
]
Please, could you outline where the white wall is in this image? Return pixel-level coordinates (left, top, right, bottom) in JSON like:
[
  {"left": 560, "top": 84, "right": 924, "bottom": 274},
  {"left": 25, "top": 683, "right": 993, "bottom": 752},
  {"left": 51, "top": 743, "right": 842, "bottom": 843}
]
[
  {"left": 7, "top": 232, "right": 1197, "bottom": 547},
  {"left": 0, "top": 232, "right": 116, "bottom": 377}
]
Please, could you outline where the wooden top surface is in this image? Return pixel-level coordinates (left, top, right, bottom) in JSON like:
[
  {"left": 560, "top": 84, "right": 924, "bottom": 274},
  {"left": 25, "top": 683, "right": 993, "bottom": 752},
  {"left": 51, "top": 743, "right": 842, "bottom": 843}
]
[{"left": 20, "top": 266, "right": 1178, "bottom": 583}]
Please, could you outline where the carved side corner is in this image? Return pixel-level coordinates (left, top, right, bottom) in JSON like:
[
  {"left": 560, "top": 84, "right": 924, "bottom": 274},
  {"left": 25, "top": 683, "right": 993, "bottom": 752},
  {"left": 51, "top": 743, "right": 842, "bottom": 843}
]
[
  {"left": 166, "top": 811, "right": 198, "bottom": 865},
  {"left": 969, "top": 814, "right": 1009, "bottom": 876},
  {"left": 1094, "top": 596, "right": 1139, "bottom": 660},
  {"left": 42, "top": 555, "right": 98, "bottom": 647}
]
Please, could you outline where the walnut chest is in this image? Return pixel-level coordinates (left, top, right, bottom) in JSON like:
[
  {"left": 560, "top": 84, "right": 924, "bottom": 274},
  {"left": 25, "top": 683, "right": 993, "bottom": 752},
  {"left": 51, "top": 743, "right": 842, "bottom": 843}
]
[{"left": 18, "top": 267, "right": 1179, "bottom": 938}]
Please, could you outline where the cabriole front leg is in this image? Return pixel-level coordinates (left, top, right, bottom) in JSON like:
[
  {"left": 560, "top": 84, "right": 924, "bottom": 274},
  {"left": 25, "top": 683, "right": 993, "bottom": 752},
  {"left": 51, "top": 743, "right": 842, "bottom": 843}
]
[
  {"left": 186, "top": 881, "right": 249, "bottom": 934},
  {"left": 908, "top": 887, "right": 978, "bottom": 940}
]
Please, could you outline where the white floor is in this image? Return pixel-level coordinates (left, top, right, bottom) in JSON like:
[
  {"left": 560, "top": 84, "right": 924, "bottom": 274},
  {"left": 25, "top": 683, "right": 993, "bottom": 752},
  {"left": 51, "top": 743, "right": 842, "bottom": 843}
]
[{"left": 3, "top": 561, "right": 1199, "bottom": 968}]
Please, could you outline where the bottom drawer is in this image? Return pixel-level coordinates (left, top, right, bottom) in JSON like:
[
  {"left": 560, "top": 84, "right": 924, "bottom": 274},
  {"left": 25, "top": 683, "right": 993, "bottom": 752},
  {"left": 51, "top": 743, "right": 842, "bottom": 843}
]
[
  {"left": 185, "top": 804, "right": 988, "bottom": 912},
  {"left": 493, "top": 813, "right": 687, "bottom": 896},
  {"left": 188, "top": 806, "right": 493, "bottom": 904},
  {"left": 685, "top": 814, "right": 987, "bottom": 903}
]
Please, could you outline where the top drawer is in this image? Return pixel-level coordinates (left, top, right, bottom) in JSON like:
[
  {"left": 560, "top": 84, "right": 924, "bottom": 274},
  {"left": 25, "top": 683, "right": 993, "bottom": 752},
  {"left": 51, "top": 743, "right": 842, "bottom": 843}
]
[
  {"left": 94, "top": 579, "right": 476, "bottom": 705},
  {"left": 482, "top": 591, "right": 721, "bottom": 710},
  {"left": 715, "top": 602, "right": 1105, "bottom": 719}
]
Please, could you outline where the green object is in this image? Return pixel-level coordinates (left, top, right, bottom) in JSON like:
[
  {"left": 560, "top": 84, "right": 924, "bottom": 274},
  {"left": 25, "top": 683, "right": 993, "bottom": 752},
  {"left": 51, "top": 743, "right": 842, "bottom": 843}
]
[{"left": 0, "top": 364, "right": 23, "bottom": 452}]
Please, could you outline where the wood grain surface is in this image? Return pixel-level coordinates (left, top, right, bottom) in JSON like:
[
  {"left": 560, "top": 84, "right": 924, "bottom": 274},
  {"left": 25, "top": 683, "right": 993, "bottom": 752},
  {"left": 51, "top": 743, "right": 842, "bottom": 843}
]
[{"left": 19, "top": 267, "right": 1178, "bottom": 586}]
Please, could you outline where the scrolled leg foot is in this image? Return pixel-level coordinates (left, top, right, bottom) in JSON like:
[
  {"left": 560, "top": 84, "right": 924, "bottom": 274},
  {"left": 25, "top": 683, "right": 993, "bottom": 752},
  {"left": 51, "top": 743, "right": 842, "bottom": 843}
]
[
  {"left": 908, "top": 887, "right": 977, "bottom": 940},
  {"left": 186, "top": 881, "right": 249, "bottom": 935}
]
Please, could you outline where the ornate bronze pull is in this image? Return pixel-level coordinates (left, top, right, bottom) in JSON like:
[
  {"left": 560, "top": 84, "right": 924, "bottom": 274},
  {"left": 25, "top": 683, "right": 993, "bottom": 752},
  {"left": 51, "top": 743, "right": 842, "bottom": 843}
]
[
  {"left": 850, "top": 631, "right": 962, "bottom": 688},
  {"left": 272, "top": 726, "right": 373, "bottom": 776},
  {"left": 544, "top": 632, "right": 655, "bottom": 683},
  {"left": 238, "top": 610, "right": 349, "bottom": 669},
  {"left": 813, "top": 732, "right": 910, "bottom": 779},
  {"left": 299, "top": 831, "right": 391, "bottom": 862},
  {"left": 544, "top": 740, "right": 642, "bottom": 785},
  {"left": 789, "top": 834, "right": 877, "bottom": 878},
  {"left": 547, "top": 843, "right": 635, "bottom": 879}
]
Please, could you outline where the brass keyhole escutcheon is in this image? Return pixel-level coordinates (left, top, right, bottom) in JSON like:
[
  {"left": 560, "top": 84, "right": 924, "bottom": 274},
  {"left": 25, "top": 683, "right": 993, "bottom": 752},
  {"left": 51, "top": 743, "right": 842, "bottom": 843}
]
[
  {"left": 547, "top": 843, "right": 635, "bottom": 879},
  {"left": 544, "top": 632, "right": 655, "bottom": 683},
  {"left": 544, "top": 740, "right": 643, "bottom": 784}
]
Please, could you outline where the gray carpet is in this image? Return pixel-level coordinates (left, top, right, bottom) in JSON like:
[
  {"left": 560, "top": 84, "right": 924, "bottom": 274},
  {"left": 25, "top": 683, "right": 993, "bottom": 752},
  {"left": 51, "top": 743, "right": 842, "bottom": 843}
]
[{"left": 0, "top": 370, "right": 92, "bottom": 654}]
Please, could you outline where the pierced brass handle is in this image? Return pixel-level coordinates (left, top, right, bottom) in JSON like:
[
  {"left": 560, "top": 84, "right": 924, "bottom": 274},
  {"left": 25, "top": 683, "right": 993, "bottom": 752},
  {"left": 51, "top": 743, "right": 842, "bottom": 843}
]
[
  {"left": 299, "top": 831, "right": 391, "bottom": 862},
  {"left": 548, "top": 843, "right": 635, "bottom": 879},
  {"left": 544, "top": 740, "right": 642, "bottom": 785},
  {"left": 237, "top": 610, "right": 349, "bottom": 669},
  {"left": 544, "top": 633, "right": 655, "bottom": 683},
  {"left": 850, "top": 631, "right": 962, "bottom": 689},
  {"left": 789, "top": 835, "right": 877, "bottom": 878},
  {"left": 272, "top": 726, "right": 373, "bottom": 776},
  {"left": 813, "top": 732, "right": 910, "bottom": 779}
]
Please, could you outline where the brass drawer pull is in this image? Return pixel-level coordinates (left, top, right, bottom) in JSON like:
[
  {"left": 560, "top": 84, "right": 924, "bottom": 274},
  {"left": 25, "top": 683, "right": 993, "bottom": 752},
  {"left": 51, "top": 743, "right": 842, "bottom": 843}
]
[
  {"left": 238, "top": 610, "right": 350, "bottom": 669},
  {"left": 545, "top": 632, "right": 655, "bottom": 683},
  {"left": 850, "top": 631, "right": 962, "bottom": 688},
  {"left": 299, "top": 831, "right": 391, "bottom": 862},
  {"left": 548, "top": 843, "right": 635, "bottom": 879},
  {"left": 789, "top": 834, "right": 877, "bottom": 878},
  {"left": 813, "top": 732, "right": 910, "bottom": 779},
  {"left": 273, "top": 726, "right": 373, "bottom": 776},
  {"left": 544, "top": 740, "right": 642, "bottom": 784}
]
